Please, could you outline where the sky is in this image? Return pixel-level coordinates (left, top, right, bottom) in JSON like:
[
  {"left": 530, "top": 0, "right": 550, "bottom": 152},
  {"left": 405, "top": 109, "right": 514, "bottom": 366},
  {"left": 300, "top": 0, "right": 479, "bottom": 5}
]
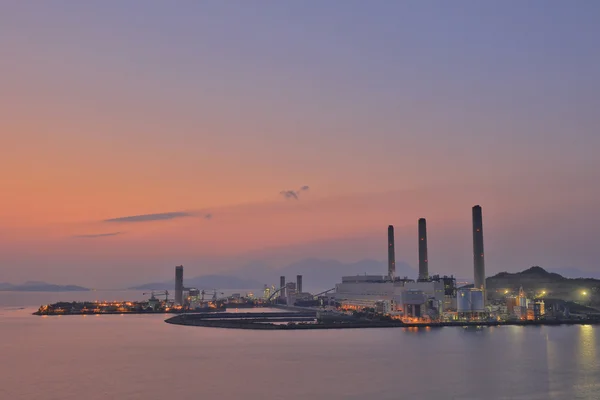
[{"left": 1, "top": 1, "right": 599, "bottom": 287}]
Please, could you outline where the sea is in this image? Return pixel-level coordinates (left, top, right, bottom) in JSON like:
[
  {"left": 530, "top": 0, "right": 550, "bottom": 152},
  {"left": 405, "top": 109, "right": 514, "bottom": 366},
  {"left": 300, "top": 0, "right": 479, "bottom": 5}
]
[{"left": 1, "top": 290, "right": 600, "bottom": 400}]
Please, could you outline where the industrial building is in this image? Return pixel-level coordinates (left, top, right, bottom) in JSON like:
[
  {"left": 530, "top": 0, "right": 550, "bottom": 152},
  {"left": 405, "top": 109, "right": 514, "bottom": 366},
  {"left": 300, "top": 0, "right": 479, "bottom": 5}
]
[
  {"left": 334, "top": 275, "right": 399, "bottom": 309},
  {"left": 333, "top": 274, "right": 454, "bottom": 317},
  {"left": 504, "top": 286, "right": 546, "bottom": 321},
  {"left": 331, "top": 205, "right": 488, "bottom": 321},
  {"left": 272, "top": 274, "right": 313, "bottom": 306},
  {"left": 332, "top": 217, "right": 461, "bottom": 320}
]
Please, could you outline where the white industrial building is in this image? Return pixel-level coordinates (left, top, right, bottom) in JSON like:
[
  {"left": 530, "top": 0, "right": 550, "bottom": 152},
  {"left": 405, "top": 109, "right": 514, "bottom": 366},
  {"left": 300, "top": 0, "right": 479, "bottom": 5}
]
[{"left": 332, "top": 275, "right": 455, "bottom": 316}]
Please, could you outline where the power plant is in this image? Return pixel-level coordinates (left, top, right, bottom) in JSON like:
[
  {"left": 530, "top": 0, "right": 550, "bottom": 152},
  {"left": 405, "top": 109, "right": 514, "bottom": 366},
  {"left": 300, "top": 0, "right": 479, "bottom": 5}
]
[
  {"left": 38, "top": 202, "right": 588, "bottom": 326},
  {"left": 166, "top": 205, "right": 492, "bottom": 322},
  {"left": 331, "top": 205, "right": 491, "bottom": 321}
]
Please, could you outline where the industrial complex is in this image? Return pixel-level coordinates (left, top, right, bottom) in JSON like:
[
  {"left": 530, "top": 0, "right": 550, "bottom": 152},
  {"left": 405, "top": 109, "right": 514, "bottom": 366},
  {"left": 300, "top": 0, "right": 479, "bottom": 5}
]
[
  {"left": 326, "top": 206, "right": 483, "bottom": 322},
  {"left": 268, "top": 205, "right": 568, "bottom": 324},
  {"left": 36, "top": 204, "right": 598, "bottom": 327}
]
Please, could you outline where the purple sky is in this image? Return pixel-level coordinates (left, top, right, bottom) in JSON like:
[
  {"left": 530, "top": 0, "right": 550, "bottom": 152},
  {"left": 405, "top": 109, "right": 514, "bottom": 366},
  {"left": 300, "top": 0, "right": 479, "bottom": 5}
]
[{"left": 1, "top": 2, "right": 599, "bottom": 287}]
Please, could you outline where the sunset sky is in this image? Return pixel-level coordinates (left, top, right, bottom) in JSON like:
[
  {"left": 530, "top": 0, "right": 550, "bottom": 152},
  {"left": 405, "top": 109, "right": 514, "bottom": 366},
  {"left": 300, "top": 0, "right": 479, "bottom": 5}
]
[{"left": 1, "top": 2, "right": 599, "bottom": 287}]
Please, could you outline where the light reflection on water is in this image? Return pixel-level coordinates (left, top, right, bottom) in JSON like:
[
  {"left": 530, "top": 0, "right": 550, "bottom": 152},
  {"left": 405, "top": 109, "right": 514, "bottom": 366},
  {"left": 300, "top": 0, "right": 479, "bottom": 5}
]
[{"left": 2, "top": 295, "right": 600, "bottom": 400}]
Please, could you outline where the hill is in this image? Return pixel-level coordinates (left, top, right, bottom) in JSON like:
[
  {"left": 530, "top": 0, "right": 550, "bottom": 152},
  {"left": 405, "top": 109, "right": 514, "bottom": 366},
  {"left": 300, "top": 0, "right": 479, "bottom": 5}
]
[
  {"left": 487, "top": 266, "right": 600, "bottom": 306},
  {"left": 131, "top": 258, "right": 416, "bottom": 293},
  {"left": 232, "top": 258, "right": 416, "bottom": 292},
  {"left": 130, "top": 275, "right": 262, "bottom": 291},
  {"left": 0, "top": 281, "right": 90, "bottom": 292}
]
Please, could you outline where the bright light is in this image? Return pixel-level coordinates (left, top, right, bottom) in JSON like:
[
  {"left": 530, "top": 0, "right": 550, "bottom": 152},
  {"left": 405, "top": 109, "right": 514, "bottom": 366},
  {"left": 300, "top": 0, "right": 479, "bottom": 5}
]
[
  {"left": 504, "top": 290, "right": 509, "bottom": 294},
  {"left": 542, "top": 291, "right": 546, "bottom": 295},
  {"left": 582, "top": 291, "right": 588, "bottom": 296}
]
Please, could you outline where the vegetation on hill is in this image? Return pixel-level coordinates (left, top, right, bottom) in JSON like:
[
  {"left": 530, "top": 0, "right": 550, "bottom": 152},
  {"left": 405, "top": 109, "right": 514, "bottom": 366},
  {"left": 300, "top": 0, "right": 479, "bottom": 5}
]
[{"left": 487, "top": 266, "right": 599, "bottom": 307}]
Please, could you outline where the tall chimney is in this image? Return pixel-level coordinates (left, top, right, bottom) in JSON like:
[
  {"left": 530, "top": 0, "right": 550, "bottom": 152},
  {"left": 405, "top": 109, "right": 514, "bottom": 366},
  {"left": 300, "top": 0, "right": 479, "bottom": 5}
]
[
  {"left": 296, "top": 275, "right": 303, "bottom": 294},
  {"left": 175, "top": 265, "right": 184, "bottom": 305},
  {"left": 418, "top": 218, "right": 429, "bottom": 281},
  {"left": 279, "top": 276, "right": 286, "bottom": 299},
  {"left": 388, "top": 225, "right": 395, "bottom": 281},
  {"left": 472, "top": 205, "right": 486, "bottom": 294}
]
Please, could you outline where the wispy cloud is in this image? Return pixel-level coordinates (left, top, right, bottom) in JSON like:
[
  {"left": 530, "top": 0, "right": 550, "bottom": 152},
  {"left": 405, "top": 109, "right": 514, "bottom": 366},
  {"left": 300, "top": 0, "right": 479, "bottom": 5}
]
[
  {"left": 280, "top": 185, "right": 310, "bottom": 200},
  {"left": 104, "top": 211, "right": 193, "bottom": 223},
  {"left": 73, "top": 232, "right": 123, "bottom": 239},
  {"left": 103, "top": 211, "right": 214, "bottom": 223}
]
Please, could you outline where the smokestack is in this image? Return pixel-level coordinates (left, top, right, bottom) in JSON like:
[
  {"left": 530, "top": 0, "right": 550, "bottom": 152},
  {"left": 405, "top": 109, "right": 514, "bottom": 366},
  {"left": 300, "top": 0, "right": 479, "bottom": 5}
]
[
  {"left": 296, "top": 275, "right": 303, "bottom": 294},
  {"left": 388, "top": 225, "right": 395, "bottom": 281},
  {"left": 280, "top": 276, "right": 286, "bottom": 299},
  {"left": 472, "top": 205, "right": 486, "bottom": 293},
  {"left": 175, "top": 265, "right": 184, "bottom": 305},
  {"left": 418, "top": 218, "right": 429, "bottom": 281}
]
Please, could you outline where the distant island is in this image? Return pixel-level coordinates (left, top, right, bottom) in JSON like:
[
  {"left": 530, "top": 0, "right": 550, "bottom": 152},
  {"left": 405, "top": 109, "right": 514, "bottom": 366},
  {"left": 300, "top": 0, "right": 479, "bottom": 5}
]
[{"left": 0, "top": 281, "right": 90, "bottom": 292}]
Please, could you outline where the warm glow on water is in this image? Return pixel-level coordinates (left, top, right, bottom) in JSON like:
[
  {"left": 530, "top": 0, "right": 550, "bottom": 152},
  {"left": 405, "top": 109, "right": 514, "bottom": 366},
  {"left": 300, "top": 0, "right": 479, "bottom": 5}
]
[{"left": 2, "top": 293, "right": 600, "bottom": 399}]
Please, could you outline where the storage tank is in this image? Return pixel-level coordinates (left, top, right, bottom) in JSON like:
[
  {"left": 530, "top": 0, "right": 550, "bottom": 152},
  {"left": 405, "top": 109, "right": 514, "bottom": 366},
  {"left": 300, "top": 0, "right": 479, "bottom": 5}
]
[
  {"left": 470, "top": 289, "right": 484, "bottom": 312},
  {"left": 457, "top": 288, "right": 485, "bottom": 313},
  {"left": 457, "top": 289, "right": 472, "bottom": 313}
]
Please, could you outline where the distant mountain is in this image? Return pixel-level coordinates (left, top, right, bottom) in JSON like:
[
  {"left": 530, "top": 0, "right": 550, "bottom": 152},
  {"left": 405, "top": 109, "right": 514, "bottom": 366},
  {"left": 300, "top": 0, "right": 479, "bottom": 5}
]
[
  {"left": 548, "top": 267, "right": 600, "bottom": 280},
  {"left": 489, "top": 266, "right": 566, "bottom": 284},
  {"left": 487, "top": 266, "right": 600, "bottom": 306},
  {"left": 130, "top": 258, "right": 416, "bottom": 293},
  {"left": 233, "top": 257, "right": 417, "bottom": 292},
  {"left": 0, "top": 281, "right": 90, "bottom": 292},
  {"left": 130, "top": 275, "right": 262, "bottom": 291}
]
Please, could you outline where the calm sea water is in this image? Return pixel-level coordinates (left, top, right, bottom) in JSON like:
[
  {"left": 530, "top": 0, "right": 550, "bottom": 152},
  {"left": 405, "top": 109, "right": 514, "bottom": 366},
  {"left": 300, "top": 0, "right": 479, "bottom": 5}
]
[{"left": 2, "top": 291, "right": 600, "bottom": 400}]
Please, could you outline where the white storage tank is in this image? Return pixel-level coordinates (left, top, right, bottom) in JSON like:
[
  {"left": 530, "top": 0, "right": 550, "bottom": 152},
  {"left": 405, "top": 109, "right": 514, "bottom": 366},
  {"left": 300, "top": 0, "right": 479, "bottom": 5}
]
[
  {"left": 457, "top": 289, "right": 472, "bottom": 313},
  {"left": 470, "top": 289, "right": 484, "bottom": 312},
  {"left": 457, "top": 288, "right": 485, "bottom": 313}
]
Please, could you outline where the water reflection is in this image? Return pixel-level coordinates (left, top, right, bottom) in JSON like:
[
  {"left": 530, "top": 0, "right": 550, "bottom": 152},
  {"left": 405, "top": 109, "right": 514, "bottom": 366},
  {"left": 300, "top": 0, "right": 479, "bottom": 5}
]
[
  {"left": 2, "top": 306, "right": 600, "bottom": 400},
  {"left": 574, "top": 325, "right": 599, "bottom": 398},
  {"left": 401, "top": 326, "right": 434, "bottom": 334}
]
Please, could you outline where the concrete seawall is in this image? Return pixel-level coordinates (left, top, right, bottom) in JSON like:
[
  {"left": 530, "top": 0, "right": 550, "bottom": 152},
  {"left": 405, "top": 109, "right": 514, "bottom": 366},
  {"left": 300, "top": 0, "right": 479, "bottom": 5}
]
[{"left": 165, "top": 312, "right": 600, "bottom": 330}]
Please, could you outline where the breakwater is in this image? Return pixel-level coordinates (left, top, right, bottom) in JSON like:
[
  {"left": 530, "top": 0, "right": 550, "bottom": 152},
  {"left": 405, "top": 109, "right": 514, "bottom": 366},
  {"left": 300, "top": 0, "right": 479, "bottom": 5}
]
[
  {"left": 165, "top": 312, "right": 600, "bottom": 330},
  {"left": 165, "top": 311, "right": 318, "bottom": 328}
]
